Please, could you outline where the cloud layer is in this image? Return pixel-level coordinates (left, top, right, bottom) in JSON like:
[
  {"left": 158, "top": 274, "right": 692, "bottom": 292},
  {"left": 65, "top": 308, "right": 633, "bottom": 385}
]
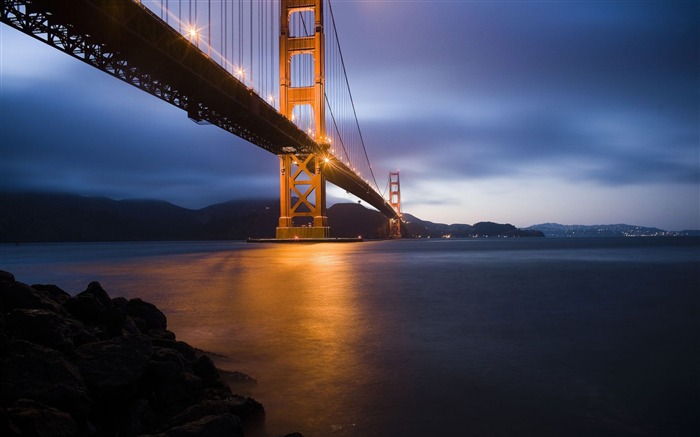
[{"left": 1, "top": 1, "right": 698, "bottom": 229}]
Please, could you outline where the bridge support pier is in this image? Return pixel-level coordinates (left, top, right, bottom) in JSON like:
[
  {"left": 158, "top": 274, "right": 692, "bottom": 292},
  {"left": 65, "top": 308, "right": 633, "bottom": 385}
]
[
  {"left": 389, "top": 171, "right": 402, "bottom": 238},
  {"left": 276, "top": 153, "right": 330, "bottom": 239}
]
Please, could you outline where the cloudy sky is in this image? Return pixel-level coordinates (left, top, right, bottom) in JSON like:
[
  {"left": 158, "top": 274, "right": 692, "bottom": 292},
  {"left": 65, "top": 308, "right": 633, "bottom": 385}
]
[{"left": 1, "top": 1, "right": 698, "bottom": 230}]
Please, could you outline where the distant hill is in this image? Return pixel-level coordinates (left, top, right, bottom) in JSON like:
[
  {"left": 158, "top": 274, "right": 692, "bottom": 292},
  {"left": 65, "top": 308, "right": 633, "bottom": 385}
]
[
  {"left": 402, "top": 213, "right": 544, "bottom": 238},
  {"left": 525, "top": 223, "right": 699, "bottom": 237},
  {"left": 0, "top": 192, "right": 394, "bottom": 242},
  {"left": 0, "top": 192, "right": 543, "bottom": 242}
]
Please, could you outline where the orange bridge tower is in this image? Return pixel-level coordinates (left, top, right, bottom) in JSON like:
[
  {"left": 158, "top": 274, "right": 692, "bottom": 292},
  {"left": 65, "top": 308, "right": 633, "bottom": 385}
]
[
  {"left": 277, "top": 0, "right": 329, "bottom": 239},
  {"left": 389, "top": 171, "right": 402, "bottom": 238}
]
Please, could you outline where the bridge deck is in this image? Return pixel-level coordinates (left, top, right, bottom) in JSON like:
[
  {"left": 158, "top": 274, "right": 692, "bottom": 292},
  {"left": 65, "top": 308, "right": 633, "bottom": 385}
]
[{"left": 1, "top": 0, "right": 398, "bottom": 218}]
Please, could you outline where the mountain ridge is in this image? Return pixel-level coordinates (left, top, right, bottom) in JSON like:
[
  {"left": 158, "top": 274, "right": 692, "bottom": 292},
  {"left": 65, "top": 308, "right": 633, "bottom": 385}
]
[{"left": 3, "top": 191, "right": 693, "bottom": 242}]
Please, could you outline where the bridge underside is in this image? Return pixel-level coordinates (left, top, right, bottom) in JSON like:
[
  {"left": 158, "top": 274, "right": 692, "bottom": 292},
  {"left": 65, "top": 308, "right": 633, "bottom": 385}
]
[{"left": 1, "top": 0, "right": 399, "bottom": 220}]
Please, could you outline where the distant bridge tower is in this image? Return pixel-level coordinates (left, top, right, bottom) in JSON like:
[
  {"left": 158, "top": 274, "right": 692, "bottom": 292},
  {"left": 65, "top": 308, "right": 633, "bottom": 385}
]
[
  {"left": 277, "top": 0, "right": 329, "bottom": 239},
  {"left": 389, "top": 171, "right": 402, "bottom": 238}
]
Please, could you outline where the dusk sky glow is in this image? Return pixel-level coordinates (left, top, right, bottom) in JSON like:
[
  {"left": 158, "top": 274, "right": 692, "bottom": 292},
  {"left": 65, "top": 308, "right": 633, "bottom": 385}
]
[{"left": 1, "top": 1, "right": 698, "bottom": 230}]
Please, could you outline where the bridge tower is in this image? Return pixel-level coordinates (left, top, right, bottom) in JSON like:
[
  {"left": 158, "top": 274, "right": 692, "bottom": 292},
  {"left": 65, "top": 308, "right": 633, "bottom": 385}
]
[
  {"left": 389, "top": 171, "right": 402, "bottom": 238},
  {"left": 277, "top": 0, "right": 329, "bottom": 239}
]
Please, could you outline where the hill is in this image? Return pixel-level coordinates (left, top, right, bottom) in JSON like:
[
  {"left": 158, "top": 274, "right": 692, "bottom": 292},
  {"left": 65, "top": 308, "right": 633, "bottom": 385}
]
[
  {"left": 402, "top": 213, "right": 544, "bottom": 238},
  {"left": 525, "top": 223, "right": 699, "bottom": 237},
  {"left": 0, "top": 192, "right": 390, "bottom": 242},
  {"left": 0, "top": 192, "right": 544, "bottom": 242}
]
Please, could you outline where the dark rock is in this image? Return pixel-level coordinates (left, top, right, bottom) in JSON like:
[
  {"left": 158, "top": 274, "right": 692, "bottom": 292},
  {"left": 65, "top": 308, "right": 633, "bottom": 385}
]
[
  {"left": 122, "top": 398, "right": 156, "bottom": 437},
  {"left": 192, "top": 355, "right": 219, "bottom": 385},
  {"left": 0, "top": 270, "right": 15, "bottom": 283},
  {"left": 158, "top": 414, "right": 243, "bottom": 437},
  {"left": 75, "top": 334, "right": 152, "bottom": 397},
  {"left": 0, "top": 340, "right": 91, "bottom": 417},
  {"left": 112, "top": 296, "right": 128, "bottom": 310},
  {"left": 281, "top": 434, "right": 305, "bottom": 437},
  {"left": 156, "top": 372, "right": 203, "bottom": 412},
  {"left": 30, "top": 284, "right": 71, "bottom": 306},
  {"left": 7, "top": 399, "right": 77, "bottom": 437},
  {"left": 123, "top": 317, "right": 142, "bottom": 336},
  {"left": 219, "top": 370, "right": 258, "bottom": 385},
  {"left": 151, "top": 346, "right": 191, "bottom": 379},
  {"left": 127, "top": 298, "right": 167, "bottom": 331},
  {"left": 0, "top": 407, "right": 21, "bottom": 437},
  {"left": 148, "top": 328, "right": 177, "bottom": 341},
  {"left": 225, "top": 395, "right": 265, "bottom": 426},
  {"left": 64, "top": 282, "right": 113, "bottom": 324},
  {"left": 165, "top": 399, "right": 235, "bottom": 429},
  {"left": 147, "top": 347, "right": 203, "bottom": 411},
  {"left": 5, "top": 308, "right": 77, "bottom": 352},
  {"left": 152, "top": 339, "right": 198, "bottom": 362},
  {"left": 0, "top": 281, "right": 64, "bottom": 313},
  {"left": 168, "top": 396, "right": 264, "bottom": 428}
]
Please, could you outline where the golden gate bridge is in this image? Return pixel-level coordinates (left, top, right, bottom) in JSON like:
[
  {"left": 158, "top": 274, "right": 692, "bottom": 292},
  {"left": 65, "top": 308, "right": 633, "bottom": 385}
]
[{"left": 1, "top": 0, "right": 403, "bottom": 239}]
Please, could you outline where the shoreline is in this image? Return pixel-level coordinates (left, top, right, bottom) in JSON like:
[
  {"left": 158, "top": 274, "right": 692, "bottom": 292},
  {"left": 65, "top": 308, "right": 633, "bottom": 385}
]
[{"left": 0, "top": 270, "right": 300, "bottom": 437}]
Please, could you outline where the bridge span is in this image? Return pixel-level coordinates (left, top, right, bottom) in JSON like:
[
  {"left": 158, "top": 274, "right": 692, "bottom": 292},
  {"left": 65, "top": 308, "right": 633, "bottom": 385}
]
[{"left": 1, "top": 0, "right": 402, "bottom": 237}]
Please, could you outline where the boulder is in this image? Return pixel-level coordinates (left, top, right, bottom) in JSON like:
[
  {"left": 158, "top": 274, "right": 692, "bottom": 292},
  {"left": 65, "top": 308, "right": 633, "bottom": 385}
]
[
  {"left": 7, "top": 399, "right": 77, "bottom": 437},
  {"left": 0, "top": 340, "right": 91, "bottom": 418},
  {"left": 158, "top": 414, "right": 243, "bottom": 437},
  {"left": 192, "top": 355, "right": 219, "bottom": 385},
  {"left": 75, "top": 334, "right": 153, "bottom": 397},
  {"left": 127, "top": 298, "right": 167, "bottom": 332},
  {"left": 30, "top": 284, "right": 71, "bottom": 306},
  {"left": 152, "top": 339, "right": 198, "bottom": 362},
  {"left": 5, "top": 308, "right": 77, "bottom": 352},
  {"left": 0, "top": 281, "right": 64, "bottom": 313},
  {"left": 64, "top": 282, "right": 113, "bottom": 324},
  {"left": 164, "top": 397, "right": 264, "bottom": 431},
  {"left": 0, "top": 270, "right": 15, "bottom": 283}
]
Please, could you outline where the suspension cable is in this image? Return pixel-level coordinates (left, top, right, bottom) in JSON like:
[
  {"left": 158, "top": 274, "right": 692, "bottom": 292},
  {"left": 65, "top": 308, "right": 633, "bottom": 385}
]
[{"left": 326, "top": 0, "right": 380, "bottom": 192}]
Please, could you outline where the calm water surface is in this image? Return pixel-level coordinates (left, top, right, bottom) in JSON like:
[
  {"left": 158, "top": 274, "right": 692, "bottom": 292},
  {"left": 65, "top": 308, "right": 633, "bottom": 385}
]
[{"left": 1, "top": 238, "right": 698, "bottom": 436}]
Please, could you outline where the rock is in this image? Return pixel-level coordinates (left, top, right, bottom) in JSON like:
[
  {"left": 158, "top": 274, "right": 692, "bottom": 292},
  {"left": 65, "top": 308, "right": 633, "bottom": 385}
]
[
  {"left": 0, "top": 407, "right": 21, "bottom": 437},
  {"left": 0, "top": 340, "right": 91, "bottom": 418},
  {"left": 193, "top": 355, "right": 219, "bottom": 385},
  {"left": 64, "top": 282, "right": 113, "bottom": 324},
  {"left": 152, "top": 339, "right": 198, "bottom": 362},
  {"left": 0, "top": 281, "right": 64, "bottom": 313},
  {"left": 0, "top": 270, "right": 15, "bottom": 283},
  {"left": 148, "top": 328, "right": 177, "bottom": 341},
  {"left": 30, "top": 284, "right": 71, "bottom": 306},
  {"left": 127, "top": 298, "right": 167, "bottom": 331},
  {"left": 225, "top": 395, "right": 265, "bottom": 426},
  {"left": 75, "top": 334, "right": 152, "bottom": 398},
  {"left": 280, "top": 434, "right": 305, "bottom": 437},
  {"left": 0, "top": 272, "right": 278, "bottom": 437},
  {"left": 5, "top": 308, "right": 77, "bottom": 352},
  {"left": 7, "top": 399, "right": 77, "bottom": 437},
  {"left": 121, "top": 398, "right": 156, "bottom": 436},
  {"left": 158, "top": 414, "right": 243, "bottom": 437},
  {"left": 219, "top": 370, "right": 258, "bottom": 385}
]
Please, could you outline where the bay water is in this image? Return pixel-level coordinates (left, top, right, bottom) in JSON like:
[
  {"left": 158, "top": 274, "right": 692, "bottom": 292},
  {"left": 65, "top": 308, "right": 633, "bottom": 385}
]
[{"left": 1, "top": 238, "right": 698, "bottom": 436}]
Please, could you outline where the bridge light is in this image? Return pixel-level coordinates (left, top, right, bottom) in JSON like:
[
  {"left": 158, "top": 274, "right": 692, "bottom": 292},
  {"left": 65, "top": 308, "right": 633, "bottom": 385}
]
[
  {"left": 188, "top": 27, "right": 198, "bottom": 41},
  {"left": 324, "top": 157, "right": 330, "bottom": 163}
]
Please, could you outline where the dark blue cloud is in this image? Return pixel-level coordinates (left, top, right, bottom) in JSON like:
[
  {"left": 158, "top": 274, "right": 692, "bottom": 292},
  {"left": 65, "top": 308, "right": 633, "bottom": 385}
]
[{"left": 1, "top": 1, "right": 698, "bottom": 228}]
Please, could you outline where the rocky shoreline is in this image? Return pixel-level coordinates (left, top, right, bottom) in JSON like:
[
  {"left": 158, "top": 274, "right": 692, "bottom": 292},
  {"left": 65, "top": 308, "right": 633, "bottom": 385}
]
[{"left": 0, "top": 270, "right": 300, "bottom": 437}]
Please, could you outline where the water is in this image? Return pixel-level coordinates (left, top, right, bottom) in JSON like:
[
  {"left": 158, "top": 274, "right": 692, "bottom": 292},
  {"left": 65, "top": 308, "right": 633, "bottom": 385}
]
[{"left": 1, "top": 238, "right": 698, "bottom": 436}]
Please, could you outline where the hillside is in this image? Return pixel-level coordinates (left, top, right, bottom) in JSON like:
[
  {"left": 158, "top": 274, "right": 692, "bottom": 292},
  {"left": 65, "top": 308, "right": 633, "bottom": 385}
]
[
  {"left": 0, "top": 192, "right": 389, "bottom": 242},
  {"left": 0, "top": 192, "right": 544, "bottom": 242},
  {"left": 402, "top": 213, "right": 544, "bottom": 238},
  {"left": 526, "top": 223, "right": 699, "bottom": 237}
]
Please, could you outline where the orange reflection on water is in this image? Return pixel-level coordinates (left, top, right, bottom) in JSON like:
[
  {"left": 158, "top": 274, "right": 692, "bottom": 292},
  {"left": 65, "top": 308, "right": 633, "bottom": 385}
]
[{"left": 82, "top": 242, "right": 373, "bottom": 435}]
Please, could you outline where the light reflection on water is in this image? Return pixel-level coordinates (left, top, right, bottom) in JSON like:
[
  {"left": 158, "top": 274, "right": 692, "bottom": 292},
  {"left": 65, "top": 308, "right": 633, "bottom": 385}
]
[{"left": 1, "top": 238, "right": 698, "bottom": 436}]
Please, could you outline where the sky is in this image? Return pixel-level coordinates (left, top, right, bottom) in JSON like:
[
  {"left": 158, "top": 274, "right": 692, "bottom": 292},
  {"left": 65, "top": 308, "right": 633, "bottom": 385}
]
[{"left": 1, "top": 1, "right": 698, "bottom": 230}]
